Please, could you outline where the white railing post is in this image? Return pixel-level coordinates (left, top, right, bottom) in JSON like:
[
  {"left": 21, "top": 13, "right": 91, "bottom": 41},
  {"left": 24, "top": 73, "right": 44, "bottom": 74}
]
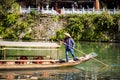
[
  {"left": 28, "top": 6, "right": 31, "bottom": 13},
  {"left": 20, "top": 6, "right": 22, "bottom": 13},
  {"left": 113, "top": 8, "right": 116, "bottom": 14},
  {"left": 72, "top": 7, "right": 75, "bottom": 14},
  {"left": 92, "top": 7, "right": 95, "bottom": 14},
  {"left": 51, "top": 7, "right": 54, "bottom": 14},
  {"left": 46, "top": 4, "right": 49, "bottom": 11},
  {"left": 103, "top": 8, "right": 105, "bottom": 12},
  {"left": 38, "top": 6, "right": 40, "bottom": 12},
  {"left": 82, "top": 7, "right": 85, "bottom": 14},
  {"left": 41, "top": 7, "right": 44, "bottom": 14}
]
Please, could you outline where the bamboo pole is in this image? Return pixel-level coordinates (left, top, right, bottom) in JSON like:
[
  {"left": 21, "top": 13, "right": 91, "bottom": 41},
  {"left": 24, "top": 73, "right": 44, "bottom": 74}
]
[
  {"left": 57, "top": 47, "right": 60, "bottom": 59},
  {"left": 4, "top": 48, "right": 6, "bottom": 60},
  {"left": 73, "top": 48, "right": 108, "bottom": 66}
]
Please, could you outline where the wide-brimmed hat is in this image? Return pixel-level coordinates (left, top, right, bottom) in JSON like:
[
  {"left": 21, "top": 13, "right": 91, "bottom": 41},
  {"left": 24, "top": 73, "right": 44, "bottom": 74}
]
[{"left": 64, "top": 33, "right": 71, "bottom": 37}]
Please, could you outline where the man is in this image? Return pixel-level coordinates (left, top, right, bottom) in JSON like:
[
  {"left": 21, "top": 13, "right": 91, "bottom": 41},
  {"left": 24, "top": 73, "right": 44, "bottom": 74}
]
[{"left": 63, "top": 33, "right": 77, "bottom": 62}]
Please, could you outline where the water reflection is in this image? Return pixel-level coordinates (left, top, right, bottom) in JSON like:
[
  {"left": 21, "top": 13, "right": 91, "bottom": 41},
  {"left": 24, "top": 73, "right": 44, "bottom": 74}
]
[
  {"left": 75, "top": 41, "right": 120, "bottom": 80},
  {"left": 0, "top": 42, "right": 120, "bottom": 80},
  {"left": 0, "top": 66, "right": 120, "bottom": 80},
  {"left": 0, "top": 67, "right": 102, "bottom": 80},
  {"left": 0, "top": 68, "right": 78, "bottom": 80},
  {"left": 0, "top": 73, "right": 15, "bottom": 80},
  {"left": 65, "top": 72, "right": 77, "bottom": 80},
  {"left": 0, "top": 67, "right": 112, "bottom": 80}
]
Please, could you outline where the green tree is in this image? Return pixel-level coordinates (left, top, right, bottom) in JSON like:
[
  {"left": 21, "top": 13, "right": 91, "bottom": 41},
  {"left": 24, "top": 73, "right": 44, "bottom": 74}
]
[
  {"left": 0, "top": 0, "right": 15, "bottom": 17},
  {"left": 93, "top": 13, "right": 114, "bottom": 41},
  {"left": 0, "top": 0, "right": 20, "bottom": 38},
  {"left": 66, "top": 15, "right": 84, "bottom": 41},
  {"left": 80, "top": 14, "right": 95, "bottom": 41}
]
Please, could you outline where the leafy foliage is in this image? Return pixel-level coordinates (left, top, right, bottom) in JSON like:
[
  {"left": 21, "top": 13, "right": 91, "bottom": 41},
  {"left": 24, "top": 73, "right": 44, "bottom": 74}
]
[
  {"left": 92, "top": 13, "right": 113, "bottom": 41},
  {"left": 57, "top": 13, "right": 120, "bottom": 42},
  {"left": 66, "top": 15, "right": 84, "bottom": 41},
  {"left": 0, "top": 0, "right": 15, "bottom": 17}
]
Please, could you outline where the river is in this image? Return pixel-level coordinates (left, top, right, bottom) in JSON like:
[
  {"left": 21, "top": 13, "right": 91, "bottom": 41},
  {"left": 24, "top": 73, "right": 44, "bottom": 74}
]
[{"left": 0, "top": 41, "right": 120, "bottom": 80}]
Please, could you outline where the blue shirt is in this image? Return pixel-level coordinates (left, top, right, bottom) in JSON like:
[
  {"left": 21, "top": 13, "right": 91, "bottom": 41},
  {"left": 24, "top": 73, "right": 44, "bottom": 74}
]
[{"left": 64, "top": 37, "right": 75, "bottom": 49}]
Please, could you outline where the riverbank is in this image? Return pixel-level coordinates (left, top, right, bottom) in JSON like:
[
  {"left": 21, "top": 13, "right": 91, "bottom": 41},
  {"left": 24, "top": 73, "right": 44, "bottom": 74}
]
[{"left": 0, "top": 13, "right": 120, "bottom": 42}]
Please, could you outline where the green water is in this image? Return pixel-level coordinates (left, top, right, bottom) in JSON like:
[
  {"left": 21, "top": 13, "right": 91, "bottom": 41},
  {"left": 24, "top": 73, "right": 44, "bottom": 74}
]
[
  {"left": 0, "top": 41, "right": 120, "bottom": 80},
  {"left": 75, "top": 41, "right": 120, "bottom": 80}
]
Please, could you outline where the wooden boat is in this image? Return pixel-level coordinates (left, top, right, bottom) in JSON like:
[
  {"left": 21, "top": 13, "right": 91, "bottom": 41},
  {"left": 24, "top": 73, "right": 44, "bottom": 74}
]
[
  {"left": 0, "top": 52, "right": 97, "bottom": 69},
  {"left": 0, "top": 41, "right": 97, "bottom": 70}
]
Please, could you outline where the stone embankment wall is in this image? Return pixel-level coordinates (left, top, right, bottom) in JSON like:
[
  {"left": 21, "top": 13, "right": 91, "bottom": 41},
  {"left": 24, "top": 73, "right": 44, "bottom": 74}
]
[{"left": 31, "top": 16, "right": 66, "bottom": 40}]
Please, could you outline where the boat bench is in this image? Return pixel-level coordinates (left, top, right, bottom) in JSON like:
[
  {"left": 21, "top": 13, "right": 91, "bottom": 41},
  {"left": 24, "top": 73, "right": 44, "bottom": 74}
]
[{"left": 0, "top": 59, "right": 58, "bottom": 65}]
